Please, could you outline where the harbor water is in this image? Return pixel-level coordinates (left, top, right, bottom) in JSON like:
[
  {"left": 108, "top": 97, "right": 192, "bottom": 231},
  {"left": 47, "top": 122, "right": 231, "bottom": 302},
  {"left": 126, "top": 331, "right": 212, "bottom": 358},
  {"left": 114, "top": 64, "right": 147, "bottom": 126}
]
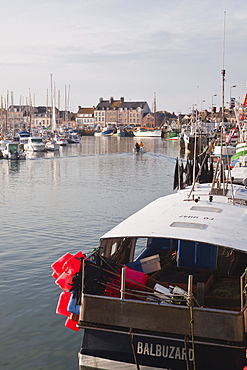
[{"left": 0, "top": 136, "right": 180, "bottom": 370}]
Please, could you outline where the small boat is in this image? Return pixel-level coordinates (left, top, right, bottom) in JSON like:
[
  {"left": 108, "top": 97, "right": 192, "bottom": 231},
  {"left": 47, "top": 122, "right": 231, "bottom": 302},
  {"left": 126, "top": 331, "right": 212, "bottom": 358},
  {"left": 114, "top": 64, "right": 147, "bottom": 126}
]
[
  {"left": 1, "top": 141, "right": 26, "bottom": 160},
  {"left": 134, "top": 127, "right": 162, "bottom": 137},
  {"left": 112, "top": 128, "right": 126, "bottom": 137},
  {"left": 230, "top": 155, "right": 247, "bottom": 185},
  {"left": 133, "top": 142, "right": 145, "bottom": 153},
  {"left": 132, "top": 146, "right": 145, "bottom": 153},
  {"left": 24, "top": 136, "right": 46, "bottom": 152},
  {"left": 45, "top": 140, "right": 60, "bottom": 151},
  {"left": 94, "top": 126, "right": 116, "bottom": 137},
  {"left": 211, "top": 142, "right": 236, "bottom": 159},
  {"left": 166, "top": 130, "right": 180, "bottom": 140},
  {"left": 94, "top": 130, "right": 102, "bottom": 137},
  {"left": 67, "top": 134, "right": 81, "bottom": 144},
  {"left": 55, "top": 136, "right": 68, "bottom": 146}
]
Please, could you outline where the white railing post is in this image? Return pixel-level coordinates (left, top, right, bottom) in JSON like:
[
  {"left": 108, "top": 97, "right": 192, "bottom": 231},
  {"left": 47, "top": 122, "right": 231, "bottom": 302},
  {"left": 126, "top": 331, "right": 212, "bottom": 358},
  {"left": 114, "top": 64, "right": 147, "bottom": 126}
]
[{"left": 121, "top": 267, "right": 126, "bottom": 300}]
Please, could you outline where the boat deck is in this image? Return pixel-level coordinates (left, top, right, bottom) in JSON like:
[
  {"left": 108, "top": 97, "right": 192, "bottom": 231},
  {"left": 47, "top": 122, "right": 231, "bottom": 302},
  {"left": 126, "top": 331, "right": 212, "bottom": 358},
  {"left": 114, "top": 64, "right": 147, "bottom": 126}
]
[{"left": 151, "top": 265, "right": 241, "bottom": 310}]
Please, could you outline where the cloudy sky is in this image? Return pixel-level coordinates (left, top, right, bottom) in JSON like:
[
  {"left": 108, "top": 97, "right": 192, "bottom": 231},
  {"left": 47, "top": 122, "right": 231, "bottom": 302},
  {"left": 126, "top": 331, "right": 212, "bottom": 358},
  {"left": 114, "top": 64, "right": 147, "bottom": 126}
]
[{"left": 0, "top": 0, "right": 246, "bottom": 114}]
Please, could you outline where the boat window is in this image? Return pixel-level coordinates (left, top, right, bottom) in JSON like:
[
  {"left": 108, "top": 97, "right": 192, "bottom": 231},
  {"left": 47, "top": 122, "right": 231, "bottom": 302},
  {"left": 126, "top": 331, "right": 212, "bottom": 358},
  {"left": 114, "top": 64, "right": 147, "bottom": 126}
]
[
  {"left": 102, "top": 237, "right": 133, "bottom": 264},
  {"left": 111, "top": 242, "right": 118, "bottom": 255},
  {"left": 131, "top": 238, "right": 178, "bottom": 268},
  {"left": 133, "top": 238, "right": 148, "bottom": 261},
  {"left": 190, "top": 206, "right": 222, "bottom": 213},
  {"left": 170, "top": 222, "right": 207, "bottom": 230},
  {"left": 177, "top": 240, "right": 217, "bottom": 270}
]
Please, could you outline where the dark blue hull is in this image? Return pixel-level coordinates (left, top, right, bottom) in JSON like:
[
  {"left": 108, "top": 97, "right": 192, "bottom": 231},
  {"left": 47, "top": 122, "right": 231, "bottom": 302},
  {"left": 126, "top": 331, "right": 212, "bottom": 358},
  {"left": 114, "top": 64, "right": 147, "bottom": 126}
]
[{"left": 79, "top": 328, "right": 247, "bottom": 370}]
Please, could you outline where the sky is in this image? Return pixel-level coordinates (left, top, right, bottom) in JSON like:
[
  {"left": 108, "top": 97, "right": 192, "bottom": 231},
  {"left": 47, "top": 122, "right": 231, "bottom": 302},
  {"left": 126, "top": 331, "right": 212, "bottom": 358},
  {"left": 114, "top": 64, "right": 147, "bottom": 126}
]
[{"left": 0, "top": 0, "right": 247, "bottom": 114}]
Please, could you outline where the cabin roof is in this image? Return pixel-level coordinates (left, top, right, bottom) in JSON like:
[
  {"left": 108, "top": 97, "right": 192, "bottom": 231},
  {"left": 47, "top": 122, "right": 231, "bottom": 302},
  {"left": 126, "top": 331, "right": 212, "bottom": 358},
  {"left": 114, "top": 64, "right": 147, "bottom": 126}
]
[{"left": 101, "top": 183, "right": 247, "bottom": 252}]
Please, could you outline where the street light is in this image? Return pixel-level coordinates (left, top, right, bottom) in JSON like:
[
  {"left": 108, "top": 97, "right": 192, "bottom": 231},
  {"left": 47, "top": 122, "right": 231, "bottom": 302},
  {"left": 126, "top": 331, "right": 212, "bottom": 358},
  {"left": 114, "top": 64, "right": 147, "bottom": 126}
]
[
  {"left": 212, "top": 94, "right": 217, "bottom": 107},
  {"left": 230, "top": 85, "right": 236, "bottom": 108},
  {"left": 201, "top": 100, "right": 205, "bottom": 111}
]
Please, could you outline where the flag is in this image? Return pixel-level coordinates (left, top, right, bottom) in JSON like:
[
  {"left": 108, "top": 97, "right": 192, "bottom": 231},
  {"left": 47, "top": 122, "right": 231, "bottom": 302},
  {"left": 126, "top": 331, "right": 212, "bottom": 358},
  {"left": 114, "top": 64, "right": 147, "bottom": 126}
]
[{"left": 243, "top": 94, "right": 247, "bottom": 107}]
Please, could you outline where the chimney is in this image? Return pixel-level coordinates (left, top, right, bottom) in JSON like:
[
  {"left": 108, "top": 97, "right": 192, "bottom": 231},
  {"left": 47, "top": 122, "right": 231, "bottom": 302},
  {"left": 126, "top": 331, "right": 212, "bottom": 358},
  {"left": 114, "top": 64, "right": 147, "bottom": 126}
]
[
  {"left": 99, "top": 97, "right": 103, "bottom": 102},
  {"left": 120, "top": 97, "right": 124, "bottom": 103},
  {"left": 110, "top": 97, "right": 114, "bottom": 103}
]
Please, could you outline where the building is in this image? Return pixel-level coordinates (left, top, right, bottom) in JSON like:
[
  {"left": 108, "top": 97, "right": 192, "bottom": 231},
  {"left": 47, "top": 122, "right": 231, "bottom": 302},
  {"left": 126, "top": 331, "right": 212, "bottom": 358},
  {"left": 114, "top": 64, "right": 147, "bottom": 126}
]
[
  {"left": 76, "top": 107, "right": 95, "bottom": 129},
  {"left": 94, "top": 97, "right": 151, "bottom": 127}
]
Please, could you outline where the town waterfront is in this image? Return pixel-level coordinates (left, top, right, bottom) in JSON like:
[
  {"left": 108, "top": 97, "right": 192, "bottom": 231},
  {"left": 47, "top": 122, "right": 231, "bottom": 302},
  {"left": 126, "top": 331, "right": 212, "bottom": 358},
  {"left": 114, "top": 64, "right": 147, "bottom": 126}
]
[{"left": 0, "top": 136, "right": 180, "bottom": 370}]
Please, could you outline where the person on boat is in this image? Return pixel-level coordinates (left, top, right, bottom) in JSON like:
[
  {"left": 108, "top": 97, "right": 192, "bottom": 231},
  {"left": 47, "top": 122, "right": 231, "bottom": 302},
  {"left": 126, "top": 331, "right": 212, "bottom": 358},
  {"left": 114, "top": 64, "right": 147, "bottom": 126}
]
[
  {"left": 139, "top": 141, "right": 144, "bottom": 148},
  {"left": 135, "top": 142, "right": 140, "bottom": 152}
]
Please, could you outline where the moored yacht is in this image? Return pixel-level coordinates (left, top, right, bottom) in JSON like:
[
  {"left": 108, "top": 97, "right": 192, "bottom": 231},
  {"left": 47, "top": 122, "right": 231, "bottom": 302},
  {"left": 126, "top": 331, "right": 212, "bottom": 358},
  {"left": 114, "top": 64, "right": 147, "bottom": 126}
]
[
  {"left": 55, "top": 136, "right": 68, "bottom": 146},
  {"left": 1, "top": 141, "right": 26, "bottom": 160},
  {"left": 24, "top": 136, "right": 45, "bottom": 152}
]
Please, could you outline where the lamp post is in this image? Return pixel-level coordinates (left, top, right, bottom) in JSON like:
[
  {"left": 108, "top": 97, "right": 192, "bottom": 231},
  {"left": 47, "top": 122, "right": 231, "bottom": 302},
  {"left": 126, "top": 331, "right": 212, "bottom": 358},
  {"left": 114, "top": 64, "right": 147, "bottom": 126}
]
[
  {"left": 201, "top": 100, "right": 205, "bottom": 111},
  {"left": 212, "top": 94, "right": 217, "bottom": 110},
  {"left": 230, "top": 85, "right": 236, "bottom": 108}
]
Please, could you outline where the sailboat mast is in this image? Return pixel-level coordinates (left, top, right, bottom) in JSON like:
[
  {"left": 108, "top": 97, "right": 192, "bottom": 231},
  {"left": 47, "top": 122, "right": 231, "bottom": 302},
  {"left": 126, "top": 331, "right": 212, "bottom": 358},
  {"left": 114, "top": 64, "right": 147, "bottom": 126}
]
[
  {"left": 50, "top": 73, "right": 56, "bottom": 133},
  {"left": 154, "top": 92, "right": 157, "bottom": 127}
]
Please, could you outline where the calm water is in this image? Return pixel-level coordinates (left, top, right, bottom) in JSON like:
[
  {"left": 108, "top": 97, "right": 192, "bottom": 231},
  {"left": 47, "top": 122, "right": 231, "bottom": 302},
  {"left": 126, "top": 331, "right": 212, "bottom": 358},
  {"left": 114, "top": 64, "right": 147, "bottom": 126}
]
[{"left": 0, "top": 136, "right": 180, "bottom": 370}]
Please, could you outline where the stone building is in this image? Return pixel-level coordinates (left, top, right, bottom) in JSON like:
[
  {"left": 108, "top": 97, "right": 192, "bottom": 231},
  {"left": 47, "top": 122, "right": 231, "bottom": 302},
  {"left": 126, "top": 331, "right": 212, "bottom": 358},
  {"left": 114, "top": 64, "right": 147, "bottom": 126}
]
[{"left": 94, "top": 97, "right": 150, "bottom": 127}]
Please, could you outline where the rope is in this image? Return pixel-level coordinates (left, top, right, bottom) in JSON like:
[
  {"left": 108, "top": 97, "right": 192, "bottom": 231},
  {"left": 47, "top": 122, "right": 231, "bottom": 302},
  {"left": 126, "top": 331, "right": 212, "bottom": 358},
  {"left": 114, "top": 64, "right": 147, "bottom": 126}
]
[
  {"left": 183, "top": 335, "right": 190, "bottom": 370},
  {"left": 129, "top": 328, "right": 140, "bottom": 370},
  {"left": 189, "top": 302, "right": 197, "bottom": 370}
]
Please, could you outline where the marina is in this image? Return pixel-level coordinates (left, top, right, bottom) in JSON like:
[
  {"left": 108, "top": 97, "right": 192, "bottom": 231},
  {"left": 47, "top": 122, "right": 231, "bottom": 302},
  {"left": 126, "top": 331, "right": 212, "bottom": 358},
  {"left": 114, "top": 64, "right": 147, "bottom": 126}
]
[{"left": 1, "top": 3, "right": 246, "bottom": 369}]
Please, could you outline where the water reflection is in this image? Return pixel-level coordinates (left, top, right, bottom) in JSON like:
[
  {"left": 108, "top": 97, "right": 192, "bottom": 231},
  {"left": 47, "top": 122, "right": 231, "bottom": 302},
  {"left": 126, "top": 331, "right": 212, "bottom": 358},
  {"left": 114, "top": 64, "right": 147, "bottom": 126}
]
[
  {"left": 8, "top": 160, "right": 21, "bottom": 172},
  {"left": 0, "top": 159, "right": 22, "bottom": 174}
]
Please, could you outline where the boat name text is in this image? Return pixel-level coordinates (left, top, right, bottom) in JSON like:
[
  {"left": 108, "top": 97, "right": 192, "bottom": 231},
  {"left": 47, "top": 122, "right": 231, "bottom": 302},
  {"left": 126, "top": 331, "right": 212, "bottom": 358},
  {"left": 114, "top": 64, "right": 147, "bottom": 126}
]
[
  {"left": 179, "top": 215, "right": 214, "bottom": 221},
  {"left": 136, "top": 342, "right": 194, "bottom": 361}
]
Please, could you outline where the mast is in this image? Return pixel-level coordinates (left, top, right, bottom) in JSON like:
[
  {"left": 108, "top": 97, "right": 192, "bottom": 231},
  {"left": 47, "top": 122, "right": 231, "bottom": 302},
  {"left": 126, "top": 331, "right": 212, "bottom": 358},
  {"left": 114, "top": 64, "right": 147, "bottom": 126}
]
[
  {"left": 51, "top": 73, "right": 56, "bottom": 133},
  {"left": 153, "top": 92, "right": 157, "bottom": 128},
  {"left": 6, "top": 90, "right": 9, "bottom": 134}
]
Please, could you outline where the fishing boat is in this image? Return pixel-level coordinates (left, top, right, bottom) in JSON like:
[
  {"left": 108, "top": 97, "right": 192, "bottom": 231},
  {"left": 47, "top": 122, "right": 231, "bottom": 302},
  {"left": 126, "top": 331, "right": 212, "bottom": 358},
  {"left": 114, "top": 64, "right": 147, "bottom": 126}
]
[
  {"left": 230, "top": 95, "right": 247, "bottom": 162},
  {"left": 210, "top": 141, "right": 236, "bottom": 159},
  {"left": 166, "top": 130, "right": 180, "bottom": 141},
  {"left": 51, "top": 160, "right": 247, "bottom": 369},
  {"left": 230, "top": 155, "right": 247, "bottom": 185},
  {"left": 51, "top": 147, "right": 247, "bottom": 370},
  {"left": 1, "top": 141, "right": 26, "bottom": 160},
  {"left": 134, "top": 127, "right": 162, "bottom": 137}
]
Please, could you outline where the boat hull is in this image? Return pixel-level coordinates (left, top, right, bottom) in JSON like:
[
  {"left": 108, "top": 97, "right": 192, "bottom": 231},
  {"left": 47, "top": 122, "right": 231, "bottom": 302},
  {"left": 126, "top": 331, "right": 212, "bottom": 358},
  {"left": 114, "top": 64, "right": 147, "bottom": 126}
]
[
  {"left": 79, "top": 328, "right": 246, "bottom": 370},
  {"left": 134, "top": 130, "right": 161, "bottom": 137}
]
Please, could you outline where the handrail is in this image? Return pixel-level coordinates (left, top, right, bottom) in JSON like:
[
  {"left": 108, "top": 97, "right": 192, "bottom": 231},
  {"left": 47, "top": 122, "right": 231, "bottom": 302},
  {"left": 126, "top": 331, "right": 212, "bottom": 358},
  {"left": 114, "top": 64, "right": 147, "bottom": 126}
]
[{"left": 240, "top": 269, "right": 246, "bottom": 311}]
